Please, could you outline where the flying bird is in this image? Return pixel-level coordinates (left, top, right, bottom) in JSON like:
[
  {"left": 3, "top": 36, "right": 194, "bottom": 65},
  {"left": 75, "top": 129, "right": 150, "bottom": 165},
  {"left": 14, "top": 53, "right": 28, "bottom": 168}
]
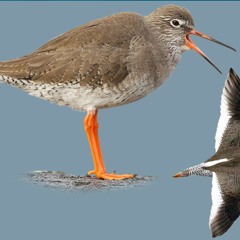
[
  {"left": 174, "top": 69, "right": 240, "bottom": 237},
  {"left": 0, "top": 5, "right": 235, "bottom": 180}
]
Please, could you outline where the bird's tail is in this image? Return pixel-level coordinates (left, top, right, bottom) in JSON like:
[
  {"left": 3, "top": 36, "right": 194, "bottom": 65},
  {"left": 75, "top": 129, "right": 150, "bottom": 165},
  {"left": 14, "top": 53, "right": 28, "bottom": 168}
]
[{"left": 173, "top": 163, "right": 213, "bottom": 178}]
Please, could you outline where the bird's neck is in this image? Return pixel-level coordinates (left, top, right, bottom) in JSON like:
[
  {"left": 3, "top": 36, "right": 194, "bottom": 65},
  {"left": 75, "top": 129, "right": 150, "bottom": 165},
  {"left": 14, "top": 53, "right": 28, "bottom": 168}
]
[
  {"left": 144, "top": 21, "right": 183, "bottom": 85},
  {"left": 153, "top": 41, "right": 182, "bottom": 86}
]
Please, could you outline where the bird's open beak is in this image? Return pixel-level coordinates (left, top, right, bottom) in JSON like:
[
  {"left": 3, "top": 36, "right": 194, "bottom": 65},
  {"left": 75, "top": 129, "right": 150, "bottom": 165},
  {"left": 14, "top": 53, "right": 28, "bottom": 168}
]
[{"left": 186, "top": 29, "right": 236, "bottom": 74}]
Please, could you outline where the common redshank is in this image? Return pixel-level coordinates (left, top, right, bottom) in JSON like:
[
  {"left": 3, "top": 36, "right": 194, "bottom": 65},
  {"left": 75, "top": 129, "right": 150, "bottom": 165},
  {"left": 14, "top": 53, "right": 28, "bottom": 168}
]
[
  {"left": 174, "top": 69, "right": 240, "bottom": 237},
  {"left": 0, "top": 5, "right": 235, "bottom": 180}
]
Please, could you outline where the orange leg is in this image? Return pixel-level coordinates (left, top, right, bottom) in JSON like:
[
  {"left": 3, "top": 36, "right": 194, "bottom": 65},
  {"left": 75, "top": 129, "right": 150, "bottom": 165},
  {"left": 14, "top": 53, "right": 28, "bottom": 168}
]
[{"left": 84, "top": 110, "right": 134, "bottom": 180}]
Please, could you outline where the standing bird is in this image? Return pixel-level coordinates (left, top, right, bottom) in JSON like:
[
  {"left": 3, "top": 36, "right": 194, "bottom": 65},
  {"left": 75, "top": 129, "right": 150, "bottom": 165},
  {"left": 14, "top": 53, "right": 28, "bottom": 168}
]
[
  {"left": 0, "top": 5, "right": 235, "bottom": 180},
  {"left": 174, "top": 69, "right": 240, "bottom": 237}
]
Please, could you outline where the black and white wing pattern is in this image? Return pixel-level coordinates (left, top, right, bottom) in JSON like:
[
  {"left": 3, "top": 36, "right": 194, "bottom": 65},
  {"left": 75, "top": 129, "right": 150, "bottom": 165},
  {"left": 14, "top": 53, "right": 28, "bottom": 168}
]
[
  {"left": 174, "top": 69, "right": 240, "bottom": 237},
  {"left": 215, "top": 68, "right": 240, "bottom": 151},
  {"left": 209, "top": 69, "right": 240, "bottom": 237},
  {"left": 210, "top": 170, "right": 240, "bottom": 238}
]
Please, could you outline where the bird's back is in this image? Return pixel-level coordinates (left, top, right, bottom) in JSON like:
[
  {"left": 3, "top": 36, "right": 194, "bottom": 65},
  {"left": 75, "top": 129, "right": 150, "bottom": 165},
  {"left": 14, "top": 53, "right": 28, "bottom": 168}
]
[
  {"left": 0, "top": 12, "right": 147, "bottom": 84},
  {"left": 0, "top": 12, "right": 164, "bottom": 111}
]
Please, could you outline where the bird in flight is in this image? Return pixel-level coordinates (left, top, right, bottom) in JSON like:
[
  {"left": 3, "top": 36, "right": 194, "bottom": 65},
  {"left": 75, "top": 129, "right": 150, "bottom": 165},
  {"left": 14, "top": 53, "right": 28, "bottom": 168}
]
[{"left": 174, "top": 69, "right": 240, "bottom": 237}]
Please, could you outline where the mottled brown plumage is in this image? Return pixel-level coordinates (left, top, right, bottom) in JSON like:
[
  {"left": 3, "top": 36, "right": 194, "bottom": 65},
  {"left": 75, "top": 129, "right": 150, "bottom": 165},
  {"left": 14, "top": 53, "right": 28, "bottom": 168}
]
[
  {"left": 0, "top": 12, "right": 155, "bottom": 87},
  {"left": 0, "top": 5, "right": 234, "bottom": 111},
  {"left": 0, "top": 5, "right": 235, "bottom": 180}
]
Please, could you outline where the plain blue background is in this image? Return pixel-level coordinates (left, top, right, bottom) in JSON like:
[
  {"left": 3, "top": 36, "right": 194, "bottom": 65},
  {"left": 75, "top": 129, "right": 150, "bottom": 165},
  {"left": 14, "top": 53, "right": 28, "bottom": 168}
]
[{"left": 0, "top": 1, "right": 239, "bottom": 239}]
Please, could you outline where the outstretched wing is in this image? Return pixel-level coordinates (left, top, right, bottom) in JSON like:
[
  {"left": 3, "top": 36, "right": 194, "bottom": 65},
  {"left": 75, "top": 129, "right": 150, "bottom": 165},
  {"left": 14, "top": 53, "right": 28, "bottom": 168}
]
[
  {"left": 209, "top": 170, "right": 240, "bottom": 238},
  {"left": 215, "top": 68, "right": 240, "bottom": 151}
]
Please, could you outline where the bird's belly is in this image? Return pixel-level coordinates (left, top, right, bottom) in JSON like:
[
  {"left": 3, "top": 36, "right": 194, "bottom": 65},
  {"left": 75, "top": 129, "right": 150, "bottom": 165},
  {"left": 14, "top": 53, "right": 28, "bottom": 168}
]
[{"left": 19, "top": 74, "right": 157, "bottom": 112}]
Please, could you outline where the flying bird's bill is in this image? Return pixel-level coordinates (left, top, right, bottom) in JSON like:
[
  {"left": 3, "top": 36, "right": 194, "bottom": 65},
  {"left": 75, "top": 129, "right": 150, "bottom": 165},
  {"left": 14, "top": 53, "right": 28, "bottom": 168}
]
[{"left": 174, "top": 69, "right": 240, "bottom": 237}]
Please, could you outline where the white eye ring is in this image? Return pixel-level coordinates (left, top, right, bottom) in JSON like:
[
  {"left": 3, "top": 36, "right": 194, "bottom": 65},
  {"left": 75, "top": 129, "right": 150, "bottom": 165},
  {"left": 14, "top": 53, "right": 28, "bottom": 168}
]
[{"left": 170, "top": 19, "right": 184, "bottom": 28}]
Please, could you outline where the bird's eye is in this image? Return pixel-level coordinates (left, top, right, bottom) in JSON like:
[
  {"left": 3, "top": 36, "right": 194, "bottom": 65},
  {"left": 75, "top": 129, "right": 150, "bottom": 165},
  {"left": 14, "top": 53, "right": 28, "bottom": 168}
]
[{"left": 170, "top": 19, "right": 181, "bottom": 28}]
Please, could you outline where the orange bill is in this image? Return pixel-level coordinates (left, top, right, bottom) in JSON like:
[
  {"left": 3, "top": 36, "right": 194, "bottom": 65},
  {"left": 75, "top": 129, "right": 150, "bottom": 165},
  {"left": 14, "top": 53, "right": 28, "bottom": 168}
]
[
  {"left": 173, "top": 172, "right": 184, "bottom": 178},
  {"left": 186, "top": 30, "right": 236, "bottom": 74}
]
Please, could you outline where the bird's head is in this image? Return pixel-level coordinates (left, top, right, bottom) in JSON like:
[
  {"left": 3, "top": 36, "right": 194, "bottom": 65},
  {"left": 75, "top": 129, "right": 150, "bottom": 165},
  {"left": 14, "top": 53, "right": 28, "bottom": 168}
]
[{"left": 146, "top": 5, "right": 236, "bottom": 74}]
